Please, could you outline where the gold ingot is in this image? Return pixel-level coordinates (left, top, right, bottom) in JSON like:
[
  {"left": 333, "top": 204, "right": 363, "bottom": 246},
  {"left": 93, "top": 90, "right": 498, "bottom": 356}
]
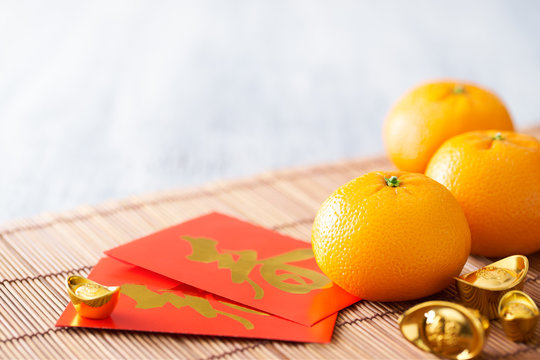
[
  {"left": 66, "top": 275, "right": 120, "bottom": 319},
  {"left": 455, "top": 255, "right": 528, "bottom": 319},
  {"left": 498, "top": 290, "right": 538, "bottom": 342},
  {"left": 399, "top": 301, "right": 489, "bottom": 360}
]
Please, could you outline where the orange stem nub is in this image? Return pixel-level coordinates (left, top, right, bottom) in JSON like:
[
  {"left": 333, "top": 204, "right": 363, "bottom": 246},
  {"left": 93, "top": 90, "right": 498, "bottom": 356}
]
[{"left": 385, "top": 176, "right": 401, "bottom": 187}]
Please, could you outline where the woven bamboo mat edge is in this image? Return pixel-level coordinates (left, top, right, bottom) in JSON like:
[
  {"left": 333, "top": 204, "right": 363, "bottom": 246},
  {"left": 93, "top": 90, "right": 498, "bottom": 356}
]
[{"left": 0, "top": 153, "right": 387, "bottom": 239}]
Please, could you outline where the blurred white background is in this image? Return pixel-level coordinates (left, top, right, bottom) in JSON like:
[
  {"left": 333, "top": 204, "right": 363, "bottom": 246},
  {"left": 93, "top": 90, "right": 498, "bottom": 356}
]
[{"left": 1, "top": 0, "right": 539, "bottom": 222}]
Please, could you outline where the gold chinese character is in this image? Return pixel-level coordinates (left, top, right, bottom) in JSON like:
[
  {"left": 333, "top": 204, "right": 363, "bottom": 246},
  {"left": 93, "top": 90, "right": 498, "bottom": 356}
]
[
  {"left": 183, "top": 236, "right": 331, "bottom": 299},
  {"left": 121, "top": 284, "right": 266, "bottom": 330}
]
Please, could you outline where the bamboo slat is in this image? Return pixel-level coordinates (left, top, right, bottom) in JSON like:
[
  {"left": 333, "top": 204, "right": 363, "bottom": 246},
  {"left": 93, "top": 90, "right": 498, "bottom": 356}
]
[{"left": 1, "top": 126, "right": 540, "bottom": 359}]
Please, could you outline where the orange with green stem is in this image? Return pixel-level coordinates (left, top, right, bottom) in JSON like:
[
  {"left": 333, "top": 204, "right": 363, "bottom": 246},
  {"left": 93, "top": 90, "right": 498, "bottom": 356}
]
[
  {"left": 383, "top": 80, "right": 514, "bottom": 173},
  {"left": 426, "top": 130, "right": 540, "bottom": 257},
  {"left": 311, "top": 171, "right": 471, "bottom": 301}
]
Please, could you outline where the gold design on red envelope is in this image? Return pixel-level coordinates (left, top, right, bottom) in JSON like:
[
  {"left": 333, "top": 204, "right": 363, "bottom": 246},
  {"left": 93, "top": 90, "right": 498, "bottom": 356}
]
[
  {"left": 121, "top": 284, "right": 267, "bottom": 330},
  {"left": 57, "top": 255, "right": 340, "bottom": 343},
  {"left": 104, "top": 213, "right": 359, "bottom": 326},
  {"left": 184, "top": 236, "right": 331, "bottom": 299}
]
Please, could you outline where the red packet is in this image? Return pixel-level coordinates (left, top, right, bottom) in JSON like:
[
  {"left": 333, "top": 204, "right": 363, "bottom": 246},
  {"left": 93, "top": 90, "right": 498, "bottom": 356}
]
[
  {"left": 105, "top": 212, "right": 359, "bottom": 326},
  {"left": 56, "top": 257, "right": 337, "bottom": 343}
]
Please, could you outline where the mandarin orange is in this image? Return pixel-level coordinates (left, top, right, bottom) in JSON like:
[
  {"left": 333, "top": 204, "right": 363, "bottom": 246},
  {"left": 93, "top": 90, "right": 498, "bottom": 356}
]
[
  {"left": 383, "top": 80, "right": 514, "bottom": 173},
  {"left": 426, "top": 130, "right": 540, "bottom": 257},
  {"left": 311, "top": 171, "right": 471, "bottom": 301}
]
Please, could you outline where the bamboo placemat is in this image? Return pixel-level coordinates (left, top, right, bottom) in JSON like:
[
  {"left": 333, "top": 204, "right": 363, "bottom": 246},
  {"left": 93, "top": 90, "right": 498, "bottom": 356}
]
[{"left": 1, "top": 126, "right": 540, "bottom": 360}]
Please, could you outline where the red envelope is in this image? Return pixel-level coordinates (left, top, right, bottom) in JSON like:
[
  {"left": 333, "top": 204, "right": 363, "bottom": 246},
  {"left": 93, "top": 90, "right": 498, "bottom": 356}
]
[
  {"left": 56, "top": 257, "right": 337, "bottom": 343},
  {"left": 105, "top": 212, "right": 359, "bottom": 326}
]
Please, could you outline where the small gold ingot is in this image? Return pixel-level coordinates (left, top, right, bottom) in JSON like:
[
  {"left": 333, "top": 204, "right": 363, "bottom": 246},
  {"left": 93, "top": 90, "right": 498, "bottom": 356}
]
[
  {"left": 399, "top": 301, "right": 489, "bottom": 360},
  {"left": 455, "top": 255, "right": 528, "bottom": 319},
  {"left": 498, "top": 290, "right": 538, "bottom": 342},
  {"left": 66, "top": 275, "right": 120, "bottom": 319}
]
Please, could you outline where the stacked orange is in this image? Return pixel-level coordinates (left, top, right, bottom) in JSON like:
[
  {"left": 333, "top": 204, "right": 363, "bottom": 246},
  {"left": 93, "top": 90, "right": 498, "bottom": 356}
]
[{"left": 383, "top": 81, "right": 513, "bottom": 172}]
